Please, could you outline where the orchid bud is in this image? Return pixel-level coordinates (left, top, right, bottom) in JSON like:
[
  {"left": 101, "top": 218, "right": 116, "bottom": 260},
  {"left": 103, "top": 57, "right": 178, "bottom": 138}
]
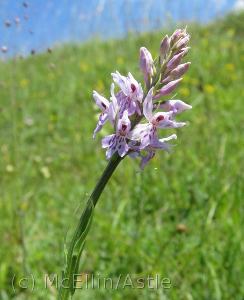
[
  {"left": 139, "top": 47, "right": 154, "bottom": 77},
  {"left": 166, "top": 52, "right": 184, "bottom": 72},
  {"left": 159, "top": 35, "right": 170, "bottom": 64},
  {"left": 170, "top": 62, "right": 191, "bottom": 78},
  {"left": 180, "top": 47, "right": 191, "bottom": 57},
  {"left": 163, "top": 62, "right": 191, "bottom": 82},
  {"left": 153, "top": 78, "right": 182, "bottom": 100},
  {"left": 175, "top": 34, "right": 190, "bottom": 51},
  {"left": 171, "top": 28, "right": 186, "bottom": 45}
]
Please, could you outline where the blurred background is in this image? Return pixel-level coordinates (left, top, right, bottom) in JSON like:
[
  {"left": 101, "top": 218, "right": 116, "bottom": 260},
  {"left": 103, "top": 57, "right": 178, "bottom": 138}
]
[
  {"left": 0, "top": 0, "right": 243, "bottom": 57},
  {"left": 0, "top": 0, "right": 243, "bottom": 299}
]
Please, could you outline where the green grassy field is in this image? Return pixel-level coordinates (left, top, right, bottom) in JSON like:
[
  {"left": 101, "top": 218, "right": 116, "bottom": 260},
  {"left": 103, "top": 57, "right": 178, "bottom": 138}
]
[{"left": 0, "top": 12, "right": 243, "bottom": 300}]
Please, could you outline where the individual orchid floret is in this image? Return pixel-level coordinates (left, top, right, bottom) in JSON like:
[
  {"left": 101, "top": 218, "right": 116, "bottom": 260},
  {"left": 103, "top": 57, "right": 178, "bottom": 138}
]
[
  {"left": 139, "top": 47, "right": 154, "bottom": 80},
  {"left": 153, "top": 78, "right": 182, "bottom": 100},
  {"left": 136, "top": 134, "right": 177, "bottom": 172},
  {"left": 93, "top": 91, "right": 110, "bottom": 138},
  {"left": 163, "top": 62, "right": 191, "bottom": 82},
  {"left": 112, "top": 71, "right": 143, "bottom": 116},
  {"left": 156, "top": 100, "right": 192, "bottom": 114},
  {"left": 102, "top": 110, "right": 131, "bottom": 160},
  {"left": 159, "top": 35, "right": 170, "bottom": 64},
  {"left": 129, "top": 88, "right": 185, "bottom": 148},
  {"left": 112, "top": 71, "right": 143, "bottom": 102}
]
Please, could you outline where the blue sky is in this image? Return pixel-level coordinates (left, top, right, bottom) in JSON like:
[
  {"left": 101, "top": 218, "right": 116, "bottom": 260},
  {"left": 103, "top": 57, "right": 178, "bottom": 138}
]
[{"left": 0, "top": 0, "right": 237, "bottom": 57}]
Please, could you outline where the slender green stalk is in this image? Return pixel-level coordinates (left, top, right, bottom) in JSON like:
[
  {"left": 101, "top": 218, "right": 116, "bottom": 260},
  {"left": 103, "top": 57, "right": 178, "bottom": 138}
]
[
  {"left": 90, "top": 152, "right": 123, "bottom": 207},
  {"left": 58, "top": 152, "right": 123, "bottom": 300}
]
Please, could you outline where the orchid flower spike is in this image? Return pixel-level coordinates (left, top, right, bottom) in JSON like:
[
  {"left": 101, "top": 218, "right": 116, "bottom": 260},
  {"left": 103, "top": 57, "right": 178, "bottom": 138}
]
[{"left": 92, "top": 27, "right": 192, "bottom": 171}]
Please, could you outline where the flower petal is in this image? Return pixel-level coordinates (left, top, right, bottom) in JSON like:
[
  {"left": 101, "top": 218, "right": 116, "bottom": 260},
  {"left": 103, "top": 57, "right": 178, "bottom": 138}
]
[
  {"left": 159, "top": 134, "right": 177, "bottom": 142},
  {"left": 128, "top": 72, "right": 143, "bottom": 102},
  {"left": 102, "top": 134, "right": 129, "bottom": 160},
  {"left": 127, "top": 123, "right": 150, "bottom": 141},
  {"left": 137, "top": 151, "right": 155, "bottom": 173},
  {"left": 143, "top": 87, "right": 154, "bottom": 121},
  {"left": 93, "top": 91, "right": 110, "bottom": 112},
  {"left": 118, "top": 140, "right": 129, "bottom": 157},
  {"left": 140, "top": 126, "right": 158, "bottom": 149},
  {"left": 109, "top": 83, "right": 119, "bottom": 125},
  {"left": 93, "top": 113, "right": 109, "bottom": 138},
  {"left": 111, "top": 71, "right": 127, "bottom": 93},
  {"left": 160, "top": 100, "right": 192, "bottom": 114},
  {"left": 102, "top": 134, "right": 115, "bottom": 148},
  {"left": 158, "top": 120, "right": 186, "bottom": 129},
  {"left": 128, "top": 151, "right": 141, "bottom": 159}
]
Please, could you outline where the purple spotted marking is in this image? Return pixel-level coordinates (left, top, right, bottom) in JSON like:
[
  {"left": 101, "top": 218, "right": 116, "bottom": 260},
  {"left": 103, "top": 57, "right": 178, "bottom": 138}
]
[{"left": 131, "top": 83, "right": 136, "bottom": 92}]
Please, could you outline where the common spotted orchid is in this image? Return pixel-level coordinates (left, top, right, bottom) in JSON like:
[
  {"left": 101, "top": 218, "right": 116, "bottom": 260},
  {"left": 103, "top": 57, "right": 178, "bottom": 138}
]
[
  {"left": 60, "top": 27, "right": 194, "bottom": 300},
  {"left": 93, "top": 28, "right": 192, "bottom": 171}
]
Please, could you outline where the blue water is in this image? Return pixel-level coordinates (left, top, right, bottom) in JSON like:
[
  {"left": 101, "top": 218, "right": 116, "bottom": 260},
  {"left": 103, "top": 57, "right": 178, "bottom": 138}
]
[{"left": 0, "top": 0, "right": 237, "bottom": 57}]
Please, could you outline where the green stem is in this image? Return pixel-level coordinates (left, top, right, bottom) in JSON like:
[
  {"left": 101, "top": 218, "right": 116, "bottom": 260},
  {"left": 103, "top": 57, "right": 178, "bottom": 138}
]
[
  {"left": 90, "top": 152, "right": 123, "bottom": 207},
  {"left": 58, "top": 152, "right": 123, "bottom": 300}
]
